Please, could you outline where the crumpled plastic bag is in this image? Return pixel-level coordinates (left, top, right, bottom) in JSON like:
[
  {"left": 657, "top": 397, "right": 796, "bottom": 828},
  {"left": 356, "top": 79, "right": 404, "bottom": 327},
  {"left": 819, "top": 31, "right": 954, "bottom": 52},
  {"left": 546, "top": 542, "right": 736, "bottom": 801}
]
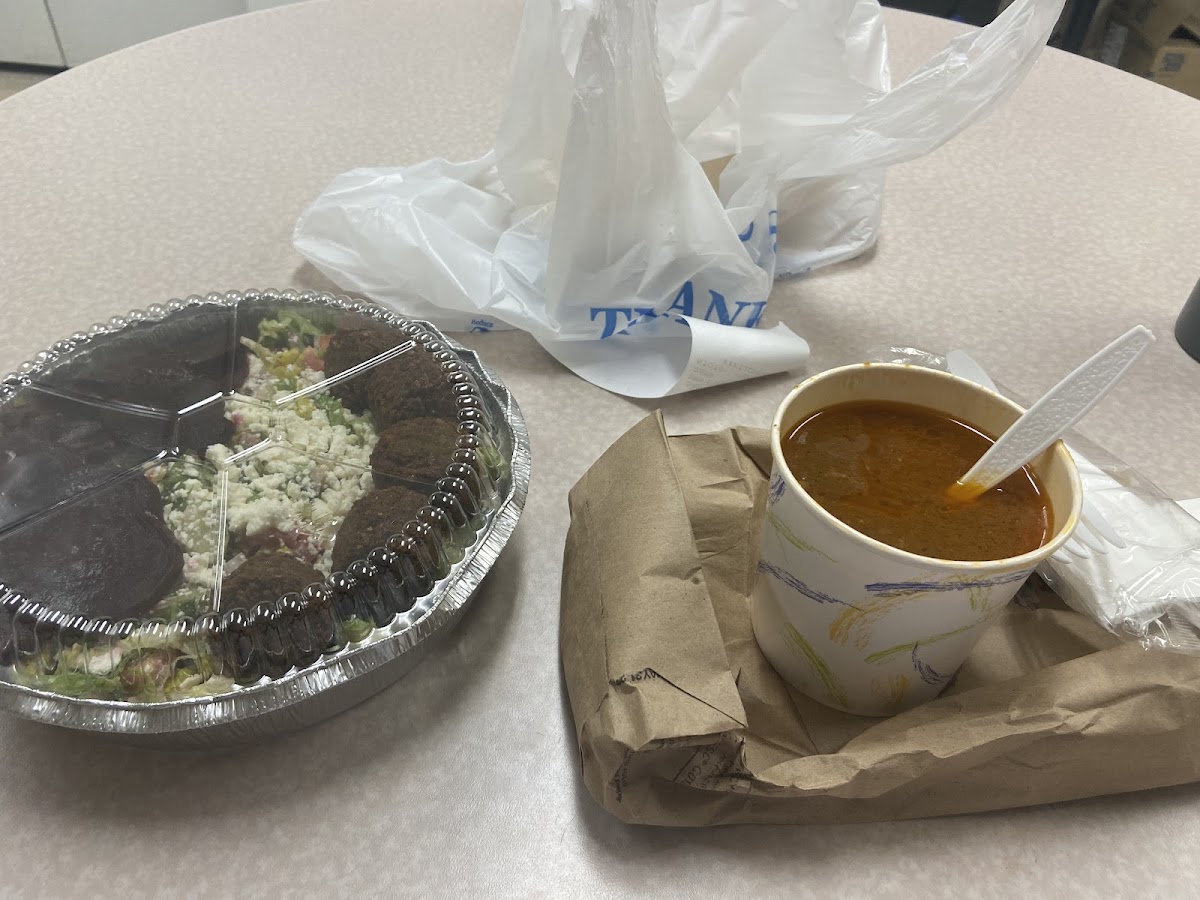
[{"left": 295, "top": 0, "right": 1065, "bottom": 397}]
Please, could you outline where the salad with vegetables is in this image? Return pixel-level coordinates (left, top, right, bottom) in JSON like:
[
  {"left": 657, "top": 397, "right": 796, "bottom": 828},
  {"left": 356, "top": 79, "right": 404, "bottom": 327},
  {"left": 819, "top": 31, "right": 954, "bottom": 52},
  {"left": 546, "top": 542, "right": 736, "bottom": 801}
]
[{"left": 149, "top": 312, "right": 380, "bottom": 621}]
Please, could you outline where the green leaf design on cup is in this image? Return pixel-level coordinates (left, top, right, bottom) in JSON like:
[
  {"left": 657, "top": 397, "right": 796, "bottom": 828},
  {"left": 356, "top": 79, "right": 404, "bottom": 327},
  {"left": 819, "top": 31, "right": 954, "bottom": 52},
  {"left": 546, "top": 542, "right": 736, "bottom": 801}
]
[
  {"left": 829, "top": 593, "right": 918, "bottom": 651},
  {"left": 863, "top": 617, "right": 985, "bottom": 666},
  {"left": 966, "top": 580, "right": 997, "bottom": 613},
  {"left": 784, "top": 625, "right": 848, "bottom": 709},
  {"left": 766, "top": 509, "right": 832, "bottom": 560}
]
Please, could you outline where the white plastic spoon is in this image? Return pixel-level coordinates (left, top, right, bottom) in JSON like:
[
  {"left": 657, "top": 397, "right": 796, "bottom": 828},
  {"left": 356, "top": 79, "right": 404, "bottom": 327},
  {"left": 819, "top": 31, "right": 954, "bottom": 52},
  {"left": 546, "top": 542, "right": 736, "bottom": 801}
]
[
  {"left": 945, "top": 349, "right": 1129, "bottom": 562},
  {"left": 947, "top": 325, "right": 1155, "bottom": 503}
]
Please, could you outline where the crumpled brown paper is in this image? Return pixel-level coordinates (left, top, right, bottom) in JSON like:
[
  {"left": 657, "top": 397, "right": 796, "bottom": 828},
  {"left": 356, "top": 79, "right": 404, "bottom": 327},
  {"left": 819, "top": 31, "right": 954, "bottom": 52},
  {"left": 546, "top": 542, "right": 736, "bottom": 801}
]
[{"left": 560, "top": 412, "right": 1200, "bottom": 826}]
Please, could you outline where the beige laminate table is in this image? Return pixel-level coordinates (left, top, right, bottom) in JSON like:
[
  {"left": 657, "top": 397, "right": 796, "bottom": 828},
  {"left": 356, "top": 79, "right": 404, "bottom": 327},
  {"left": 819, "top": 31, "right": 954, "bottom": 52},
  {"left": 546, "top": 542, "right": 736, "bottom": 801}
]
[{"left": 2, "top": 1, "right": 1200, "bottom": 896}]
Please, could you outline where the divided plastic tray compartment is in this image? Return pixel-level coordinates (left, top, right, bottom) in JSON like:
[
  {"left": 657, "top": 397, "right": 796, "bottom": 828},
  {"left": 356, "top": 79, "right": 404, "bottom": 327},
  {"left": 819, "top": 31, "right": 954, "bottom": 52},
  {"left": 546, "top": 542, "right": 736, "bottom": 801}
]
[{"left": 0, "top": 289, "right": 529, "bottom": 742}]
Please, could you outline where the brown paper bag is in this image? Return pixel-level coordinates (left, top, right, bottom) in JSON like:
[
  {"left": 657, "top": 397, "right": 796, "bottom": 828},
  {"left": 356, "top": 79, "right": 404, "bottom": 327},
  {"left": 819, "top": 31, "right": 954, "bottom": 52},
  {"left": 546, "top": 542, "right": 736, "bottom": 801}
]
[{"left": 561, "top": 413, "right": 1200, "bottom": 826}]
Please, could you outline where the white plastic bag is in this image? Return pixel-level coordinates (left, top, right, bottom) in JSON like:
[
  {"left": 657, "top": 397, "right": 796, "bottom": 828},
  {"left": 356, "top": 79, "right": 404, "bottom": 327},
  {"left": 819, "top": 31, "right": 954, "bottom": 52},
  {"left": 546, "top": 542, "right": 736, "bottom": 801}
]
[{"left": 295, "top": 0, "right": 1064, "bottom": 397}]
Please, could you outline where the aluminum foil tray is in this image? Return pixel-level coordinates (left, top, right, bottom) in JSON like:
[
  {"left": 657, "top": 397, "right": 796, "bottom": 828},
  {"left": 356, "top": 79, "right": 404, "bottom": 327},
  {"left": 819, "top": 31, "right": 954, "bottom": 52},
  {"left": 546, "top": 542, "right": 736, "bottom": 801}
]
[{"left": 0, "top": 289, "right": 530, "bottom": 744}]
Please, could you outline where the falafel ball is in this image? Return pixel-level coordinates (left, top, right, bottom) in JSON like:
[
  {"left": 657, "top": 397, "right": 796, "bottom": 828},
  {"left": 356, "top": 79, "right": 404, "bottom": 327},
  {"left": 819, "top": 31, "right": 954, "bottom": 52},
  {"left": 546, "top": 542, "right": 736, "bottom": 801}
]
[
  {"left": 364, "top": 351, "right": 457, "bottom": 430},
  {"left": 0, "top": 474, "right": 183, "bottom": 620},
  {"left": 221, "top": 553, "right": 325, "bottom": 610},
  {"left": 323, "top": 328, "right": 402, "bottom": 413},
  {"left": 324, "top": 328, "right": 457, "bottom": 429},
  {"left": 0, "top": 391, "right": 166, "bottom": 529},
  {"left": 369, "top": 417, "right": 460, "bottom": 486},
  {"left": 39, "top": 305, "right": 249, "bottom": 453},
  {"left": 331, "top": 485, "right": 429, "bottom": 573}
]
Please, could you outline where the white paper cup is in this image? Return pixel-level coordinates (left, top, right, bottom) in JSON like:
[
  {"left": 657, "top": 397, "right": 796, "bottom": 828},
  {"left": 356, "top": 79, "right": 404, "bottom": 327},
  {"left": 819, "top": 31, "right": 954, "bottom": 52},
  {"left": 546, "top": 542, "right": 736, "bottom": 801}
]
[{"left": 752, "top": 363, "right": 1082, "bottom": 717}]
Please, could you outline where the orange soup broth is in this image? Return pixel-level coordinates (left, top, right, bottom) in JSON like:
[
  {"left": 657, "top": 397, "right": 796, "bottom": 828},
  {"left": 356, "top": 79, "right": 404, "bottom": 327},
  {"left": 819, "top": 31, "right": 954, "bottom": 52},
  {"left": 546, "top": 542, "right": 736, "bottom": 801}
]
[{"left": 782, "top": 400, "right": 1051, "bottom": 562}]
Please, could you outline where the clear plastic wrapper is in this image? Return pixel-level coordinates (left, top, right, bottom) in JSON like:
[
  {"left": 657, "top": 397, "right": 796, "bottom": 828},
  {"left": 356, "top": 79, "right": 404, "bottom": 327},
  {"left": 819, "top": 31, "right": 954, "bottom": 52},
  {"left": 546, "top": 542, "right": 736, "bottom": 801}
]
[
  {"left": 867, "top": 345, "right": 1200, "bottom": 653},
  {"left": 0, "top": 291, "right": 521, "bottom": 710}
]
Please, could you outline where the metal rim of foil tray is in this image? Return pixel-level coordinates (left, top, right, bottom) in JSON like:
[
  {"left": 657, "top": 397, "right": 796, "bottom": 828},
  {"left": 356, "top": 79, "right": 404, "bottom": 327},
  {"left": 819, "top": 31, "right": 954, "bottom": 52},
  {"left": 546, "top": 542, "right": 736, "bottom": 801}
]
[{"left": 0, "top": 290, "right": 530, "bottom": 743}]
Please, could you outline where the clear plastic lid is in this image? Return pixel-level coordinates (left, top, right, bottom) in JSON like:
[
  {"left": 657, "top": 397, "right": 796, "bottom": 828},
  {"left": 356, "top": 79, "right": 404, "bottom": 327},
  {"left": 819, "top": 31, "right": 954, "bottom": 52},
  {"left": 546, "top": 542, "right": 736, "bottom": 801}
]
[{"left": 0, "top": 291, "right": 509, "bottom": 702}]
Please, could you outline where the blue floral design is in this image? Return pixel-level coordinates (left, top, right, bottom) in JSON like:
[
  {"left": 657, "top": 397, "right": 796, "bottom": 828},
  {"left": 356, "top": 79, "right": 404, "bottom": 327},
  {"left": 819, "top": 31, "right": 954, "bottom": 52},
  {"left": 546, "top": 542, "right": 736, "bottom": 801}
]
[
  {"left": 864, "top": 570, "right": 1030, "bottom": 599},
  {"left": 768, "top": 473, "right": 786, "bottom": 504},
  {"left": 757, "top": 560, "right": 856, "bottom": 608},
  {"left": 911, "top": 645, "right": 951, "bottom": 686}
]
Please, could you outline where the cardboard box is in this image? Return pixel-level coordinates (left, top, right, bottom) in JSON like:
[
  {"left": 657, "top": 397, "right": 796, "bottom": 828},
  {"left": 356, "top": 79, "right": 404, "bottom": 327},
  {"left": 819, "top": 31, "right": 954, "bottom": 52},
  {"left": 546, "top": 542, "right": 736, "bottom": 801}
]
[
  {"left": 1111, "top": 0, "right": 1199, "bottom": 45},
  {"left": 1101, "top": 0, "right": 1200, "bottom": 99}
]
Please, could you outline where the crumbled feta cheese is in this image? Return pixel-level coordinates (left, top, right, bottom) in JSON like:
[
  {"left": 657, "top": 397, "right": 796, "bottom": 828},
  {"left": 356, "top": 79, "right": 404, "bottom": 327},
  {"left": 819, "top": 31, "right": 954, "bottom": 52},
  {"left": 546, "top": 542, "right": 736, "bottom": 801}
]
[{"left": 151, "top": 329, "right": 381, "bottom": 614}]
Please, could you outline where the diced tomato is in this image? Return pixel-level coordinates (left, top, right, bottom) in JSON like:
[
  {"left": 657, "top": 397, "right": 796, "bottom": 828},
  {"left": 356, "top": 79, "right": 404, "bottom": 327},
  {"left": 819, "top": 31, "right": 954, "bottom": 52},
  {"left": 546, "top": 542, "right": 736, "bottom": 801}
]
[
  {"left": 242, "top": 527, "right": 324, "bottom": 565},
  {"left": 301, "top": 348, "right": 324, "bottom": 371}
]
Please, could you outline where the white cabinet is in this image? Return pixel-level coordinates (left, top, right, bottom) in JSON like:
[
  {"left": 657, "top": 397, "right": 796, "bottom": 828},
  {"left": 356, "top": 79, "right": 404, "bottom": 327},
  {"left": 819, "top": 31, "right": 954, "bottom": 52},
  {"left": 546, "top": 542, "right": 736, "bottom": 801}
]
[
  {"left": 0, "top": 0, "right": 308, "bottom": 67},
  {"left": 47, "top": 0, "right": 246, "bottom": 66},
  {"left": 0, "top": 0, "right": 65, "bottom": 67}
]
